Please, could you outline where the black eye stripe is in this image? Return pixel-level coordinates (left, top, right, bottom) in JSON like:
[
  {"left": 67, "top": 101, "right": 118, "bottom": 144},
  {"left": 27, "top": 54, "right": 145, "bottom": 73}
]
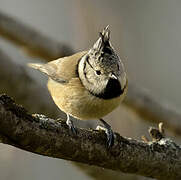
[
  {"left": 83, "top": 57, "right": 93, "bottom": 84},
  {"left": 86, "top": 56, "right": 94, "bottom": 69}
]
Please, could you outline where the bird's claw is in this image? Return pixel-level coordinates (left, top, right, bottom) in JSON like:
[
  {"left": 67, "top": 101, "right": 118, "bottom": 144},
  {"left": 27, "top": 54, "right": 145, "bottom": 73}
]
[
  {"left": 105, "top": 128, "right": 114, "bottom": 148},
  {"left": 68, "top": 123, "right": 77, "bottom": 135},
  {"left": 98, "top": 119, "right": 114, "bottom": 148},
  {"left": 66, "top": 114, "right": 77, "bottom": 135}
]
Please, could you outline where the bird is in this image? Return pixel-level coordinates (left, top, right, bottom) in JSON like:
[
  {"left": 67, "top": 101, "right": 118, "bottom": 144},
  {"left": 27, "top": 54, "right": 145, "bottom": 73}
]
[{"left": 28, "top": 26, "right": 128, "bottom": 147}]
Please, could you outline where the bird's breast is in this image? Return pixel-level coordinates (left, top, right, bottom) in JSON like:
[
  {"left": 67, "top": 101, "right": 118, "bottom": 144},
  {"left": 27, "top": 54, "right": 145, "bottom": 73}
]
[{"left": 47, "top": 78, "right": 125, "bottom": 120}]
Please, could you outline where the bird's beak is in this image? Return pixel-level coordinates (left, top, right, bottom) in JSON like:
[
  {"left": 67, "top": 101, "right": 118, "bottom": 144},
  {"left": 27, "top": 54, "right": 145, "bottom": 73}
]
[
  {"left": 109, "top": 73, "right": 117, "bottom": 80},
  {"left": 110, "top": 72, "right": 128, "bottom": 92}
]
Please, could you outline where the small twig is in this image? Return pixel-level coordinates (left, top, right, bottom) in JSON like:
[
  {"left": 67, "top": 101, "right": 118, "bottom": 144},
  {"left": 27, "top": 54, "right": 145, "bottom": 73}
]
[
  {"left": 141, "top": 135, "right": 149, "bottom": 143},
  {"left": 142, "top": 122, "right": 165, "bottom": 143},
  {"left": 159, "top": 122, "right": 165, "bottom": 135},
  {"left": 148, "top": 122, "right": 165, "bottom": 142},
  {"left": 125, "top": 83, "right": 181, "bottom": 136}
]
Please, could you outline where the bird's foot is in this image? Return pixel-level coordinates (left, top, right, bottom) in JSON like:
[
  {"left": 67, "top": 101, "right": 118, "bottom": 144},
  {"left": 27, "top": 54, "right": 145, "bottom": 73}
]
[
  {"left": 97, "top": 119, "right": 114, "bottom": 148},
  {"left": 66, "top": 114, "right": 77, "bottom": 135}
]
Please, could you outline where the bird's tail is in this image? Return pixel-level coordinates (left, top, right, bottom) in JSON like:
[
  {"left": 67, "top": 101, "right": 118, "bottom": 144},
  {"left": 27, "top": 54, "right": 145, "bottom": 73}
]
[{"left": 27, "top": 63, "right": 48, "bottom": 75}]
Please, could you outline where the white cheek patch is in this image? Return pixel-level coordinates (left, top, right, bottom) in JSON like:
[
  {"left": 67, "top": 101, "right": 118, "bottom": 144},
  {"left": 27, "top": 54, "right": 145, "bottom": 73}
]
[{"left": 78, "top": 55, "right": 86, "bottom": 71}]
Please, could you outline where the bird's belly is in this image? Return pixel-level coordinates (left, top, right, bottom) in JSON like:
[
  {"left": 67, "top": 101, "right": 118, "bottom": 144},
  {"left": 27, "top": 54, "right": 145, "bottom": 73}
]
[{"left": 47, "top": 78, "right": 123, "bottom": 120}]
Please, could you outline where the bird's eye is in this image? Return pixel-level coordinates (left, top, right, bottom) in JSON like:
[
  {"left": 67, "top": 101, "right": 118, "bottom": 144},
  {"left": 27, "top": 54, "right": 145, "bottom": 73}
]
[{"left": 96, "top": 70, "right": 101, "bottom": 75}]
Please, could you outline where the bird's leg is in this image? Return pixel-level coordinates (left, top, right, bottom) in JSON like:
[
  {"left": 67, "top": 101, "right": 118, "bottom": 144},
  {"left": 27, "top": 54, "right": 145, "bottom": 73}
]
[
  {"left": 97, "top": 118, "right": 114, "bottom": 148},
  {"left": 66, "top": 114, "right": 77, "bottom": 135}
]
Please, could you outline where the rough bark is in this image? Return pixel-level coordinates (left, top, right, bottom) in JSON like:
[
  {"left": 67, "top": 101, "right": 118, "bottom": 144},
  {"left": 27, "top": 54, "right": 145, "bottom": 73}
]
[{"left": 0, "top": 94, "right": 181, "bottom": 180}]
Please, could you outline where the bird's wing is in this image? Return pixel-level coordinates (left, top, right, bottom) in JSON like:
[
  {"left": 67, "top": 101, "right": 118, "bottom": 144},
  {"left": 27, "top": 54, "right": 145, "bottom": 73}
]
[{"left": 28, "top": 51, "right": 87, "bottom": 83}]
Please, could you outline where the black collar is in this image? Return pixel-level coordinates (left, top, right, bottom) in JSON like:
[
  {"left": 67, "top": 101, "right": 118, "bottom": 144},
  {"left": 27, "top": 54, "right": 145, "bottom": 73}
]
[{"left": 90, "top": 78, "right": 123, "bottom": 100}]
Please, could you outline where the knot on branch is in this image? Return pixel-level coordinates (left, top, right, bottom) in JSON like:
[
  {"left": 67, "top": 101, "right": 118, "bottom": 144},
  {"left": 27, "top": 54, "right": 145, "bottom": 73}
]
[{"left": 142, "top": 122, "right": 165, "bottom": 143}]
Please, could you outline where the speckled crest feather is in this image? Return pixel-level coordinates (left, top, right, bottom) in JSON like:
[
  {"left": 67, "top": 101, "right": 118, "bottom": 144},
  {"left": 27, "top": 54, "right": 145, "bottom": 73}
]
[{"left": 87, "top": 25, "right": 121, "bottom": 75}]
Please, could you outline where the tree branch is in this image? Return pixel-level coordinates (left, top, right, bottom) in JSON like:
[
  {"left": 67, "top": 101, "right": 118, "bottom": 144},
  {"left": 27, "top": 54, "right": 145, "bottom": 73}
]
[
  {"left": 0, "top": 94, "right": 181, "bottom": 180},
  {"left": 125, "top": 84, "right": 181, "bottom": 135},
  {"left": 0, "top": 11, "right": 73, "bottom": 60},
  {"left": 0, "top": 48, "right": 60, "bottom": 117}
]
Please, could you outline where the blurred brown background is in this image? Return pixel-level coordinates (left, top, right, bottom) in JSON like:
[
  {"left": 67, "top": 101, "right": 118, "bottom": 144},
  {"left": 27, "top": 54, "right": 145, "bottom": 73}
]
[{"left": 0, "top": 0, "right": 181, "bottom": 180}]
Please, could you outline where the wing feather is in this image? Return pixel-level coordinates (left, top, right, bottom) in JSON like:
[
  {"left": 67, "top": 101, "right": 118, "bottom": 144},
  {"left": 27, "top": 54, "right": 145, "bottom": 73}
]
[{"left": 28, "top": 51, "right": 87, "bottom": 83}]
